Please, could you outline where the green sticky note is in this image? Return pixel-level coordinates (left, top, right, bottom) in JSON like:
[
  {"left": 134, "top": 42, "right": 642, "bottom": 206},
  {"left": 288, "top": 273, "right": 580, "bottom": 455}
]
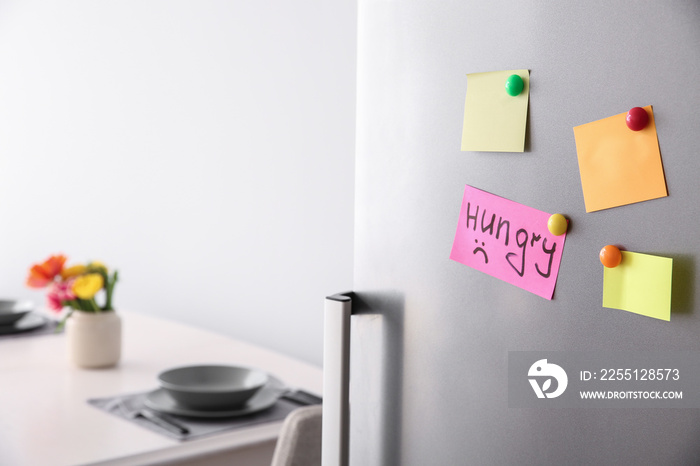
[
  {"left": 603, "top": 251, "right": 673, "bottom": 321},
  {"left": 461, "top": 69, "right": 529, "bottom": 152}
]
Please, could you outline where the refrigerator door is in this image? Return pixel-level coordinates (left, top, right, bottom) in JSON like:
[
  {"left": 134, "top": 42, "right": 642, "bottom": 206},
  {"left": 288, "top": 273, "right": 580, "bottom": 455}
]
[{"left": 351, "top": 1, "right": 700, "bottom": 465}]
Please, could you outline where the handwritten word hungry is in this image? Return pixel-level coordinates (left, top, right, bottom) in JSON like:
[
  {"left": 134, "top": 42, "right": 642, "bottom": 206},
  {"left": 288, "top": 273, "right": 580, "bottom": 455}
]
[{"left": 450, "top": 185, "right": 567, "bottom": 300}]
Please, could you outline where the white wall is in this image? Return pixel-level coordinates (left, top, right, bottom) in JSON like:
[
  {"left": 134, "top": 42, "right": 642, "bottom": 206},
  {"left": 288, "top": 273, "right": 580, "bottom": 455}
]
[{"left": 0, "top": 0, "right": 356, "bottom": 366}]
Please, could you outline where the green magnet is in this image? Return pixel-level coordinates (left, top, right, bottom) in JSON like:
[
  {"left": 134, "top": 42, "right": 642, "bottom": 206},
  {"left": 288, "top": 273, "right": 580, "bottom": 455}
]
[{"left": 505, "top": 74, "right": 524, "bottom": 96}]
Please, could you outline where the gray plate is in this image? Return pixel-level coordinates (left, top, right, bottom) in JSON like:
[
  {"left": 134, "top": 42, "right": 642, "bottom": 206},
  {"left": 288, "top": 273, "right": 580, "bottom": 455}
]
[
  {"left": 144, "top": 375, "right": 285, "bottom": 418},
  {"left": 0, "top": 313, "right": 48, "bottom": 335}
]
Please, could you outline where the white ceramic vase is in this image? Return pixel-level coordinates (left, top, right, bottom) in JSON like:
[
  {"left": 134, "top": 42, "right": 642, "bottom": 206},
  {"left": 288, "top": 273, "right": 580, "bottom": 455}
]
[{"left": 65, "top": 310, "right": 121, "bottom": 369}]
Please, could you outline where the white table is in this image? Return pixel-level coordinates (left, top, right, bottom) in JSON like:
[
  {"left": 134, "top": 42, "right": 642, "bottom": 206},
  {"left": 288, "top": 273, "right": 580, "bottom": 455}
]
[{"left": 0, "top": 311, "right": 322, "bottom": 466}]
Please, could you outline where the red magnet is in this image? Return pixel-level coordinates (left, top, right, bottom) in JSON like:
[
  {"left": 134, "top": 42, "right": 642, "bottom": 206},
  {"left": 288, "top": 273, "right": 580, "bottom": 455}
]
[
  {"left": 599, "top": 245, "right": 622, "bottom": 268},
  {"left": 625, "top": 107, "right": 649, "bottom": 131}
]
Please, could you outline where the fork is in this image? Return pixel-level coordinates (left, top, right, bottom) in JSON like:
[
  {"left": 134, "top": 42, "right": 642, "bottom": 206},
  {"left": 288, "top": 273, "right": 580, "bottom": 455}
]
[{"left": 277, "top": 388, "right": 323, "bottom": 406}]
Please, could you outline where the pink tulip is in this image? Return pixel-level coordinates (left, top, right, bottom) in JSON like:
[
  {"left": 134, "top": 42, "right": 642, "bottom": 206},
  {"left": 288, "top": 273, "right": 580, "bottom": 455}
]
[
  {"left": 46, "top": 280, "right": 76, "bottom": 313},
  {"left": 46, "top": 293, "right": 63, "bottom": 312}
]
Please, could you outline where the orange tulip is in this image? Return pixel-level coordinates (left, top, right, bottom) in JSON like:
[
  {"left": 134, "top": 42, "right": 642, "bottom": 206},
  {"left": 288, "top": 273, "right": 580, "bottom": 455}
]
[{"left": 26, "top": 254, "right": 67, "bottom": 288}]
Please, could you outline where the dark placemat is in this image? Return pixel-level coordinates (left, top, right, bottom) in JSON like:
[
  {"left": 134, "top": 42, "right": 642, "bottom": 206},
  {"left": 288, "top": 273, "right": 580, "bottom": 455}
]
[{"left": 88, "top": 389, "right": 321, "bottom": 441}]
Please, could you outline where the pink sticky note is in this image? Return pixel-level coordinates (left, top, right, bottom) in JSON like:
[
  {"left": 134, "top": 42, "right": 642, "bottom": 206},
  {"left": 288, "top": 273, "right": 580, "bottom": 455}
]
[{"left": 450, "top": 185, "right": 567, "bottom": 299}]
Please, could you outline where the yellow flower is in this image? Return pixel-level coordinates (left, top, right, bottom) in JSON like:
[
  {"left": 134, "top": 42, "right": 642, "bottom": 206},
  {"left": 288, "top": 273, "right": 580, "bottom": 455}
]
[
  {"left": 72, "top": 273, "right": 104, "bottom": 299},
  {"left": 87, "top": 261, "right": 108, "bottom": 274},
  {"left": 60, "top": 264, "right": 87, "bottom": 280}
]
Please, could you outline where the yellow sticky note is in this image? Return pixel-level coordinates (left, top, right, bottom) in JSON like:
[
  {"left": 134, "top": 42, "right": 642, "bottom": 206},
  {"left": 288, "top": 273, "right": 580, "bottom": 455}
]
[
  {"left": 603, "top": 251, "right": 673, "bottom": 321},
  {"left": 461, "top": 69, "right": 529, "bottom": 152},
  {"left": 573, "top": 106, "right": 667, "bottom": 212}
]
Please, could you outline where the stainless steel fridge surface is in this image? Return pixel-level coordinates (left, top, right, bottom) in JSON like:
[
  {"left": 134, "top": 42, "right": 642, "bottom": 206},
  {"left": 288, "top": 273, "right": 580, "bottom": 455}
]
[{"left": 349, "top": 1, "right": 700, "bottom": 465}]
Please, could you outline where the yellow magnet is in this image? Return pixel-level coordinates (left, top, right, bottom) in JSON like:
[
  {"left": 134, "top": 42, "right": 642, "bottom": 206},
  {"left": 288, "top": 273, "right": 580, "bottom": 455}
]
[{"left": 547, "top": 214, "right": 568, "bottom": 236}]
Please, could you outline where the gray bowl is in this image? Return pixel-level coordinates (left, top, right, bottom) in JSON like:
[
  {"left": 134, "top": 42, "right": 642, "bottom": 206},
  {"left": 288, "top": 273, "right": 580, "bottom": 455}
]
[
  {"left": 0, "top": 300, "right": 34, "bottom": 326},
  {"left": 157, "top": 365, "right": 269, "bottom": 410}
]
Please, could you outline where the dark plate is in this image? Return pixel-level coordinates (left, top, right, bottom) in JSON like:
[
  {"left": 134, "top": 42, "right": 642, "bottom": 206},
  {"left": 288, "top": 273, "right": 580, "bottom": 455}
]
[
  {"left": 0, "top": 313, "right": 48, "bottom": 335},
  {"left": 0, "top": 300, "right": 34, "bottom": 326},
  {"left": 0, "top": 310, "right": 31, "bottom": 326}
]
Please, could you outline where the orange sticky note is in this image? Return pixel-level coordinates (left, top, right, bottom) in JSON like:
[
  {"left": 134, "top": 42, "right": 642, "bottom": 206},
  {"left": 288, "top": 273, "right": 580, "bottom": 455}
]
[{"left": 573, "top": 105, "right": 667, "bottom": 213}]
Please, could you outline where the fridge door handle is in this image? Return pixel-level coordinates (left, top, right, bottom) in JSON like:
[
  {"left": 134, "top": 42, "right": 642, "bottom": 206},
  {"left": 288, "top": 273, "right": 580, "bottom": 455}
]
[{"left": 322, "top": 293, "right": 352, "bottom": 466}]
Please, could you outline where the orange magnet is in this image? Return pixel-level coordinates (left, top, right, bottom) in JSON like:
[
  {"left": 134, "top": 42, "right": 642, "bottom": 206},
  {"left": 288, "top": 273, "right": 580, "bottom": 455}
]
[{"left": 600, "top": 245, "right": 622, "bottom": 268}]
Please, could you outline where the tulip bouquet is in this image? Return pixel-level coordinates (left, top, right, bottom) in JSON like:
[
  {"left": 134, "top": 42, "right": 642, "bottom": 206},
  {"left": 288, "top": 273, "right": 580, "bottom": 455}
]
[{"left": 26, "top": 254, "right": 119, "bottom": 316}]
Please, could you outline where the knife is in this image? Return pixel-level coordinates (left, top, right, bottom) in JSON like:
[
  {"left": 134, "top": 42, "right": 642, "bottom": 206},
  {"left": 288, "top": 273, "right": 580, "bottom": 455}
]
[
  {"left": 137, "top": 408, "right": 190, "bottom": 436},
  {"left": 115, "top": 398, "right": 189, "bottom": 436}
]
